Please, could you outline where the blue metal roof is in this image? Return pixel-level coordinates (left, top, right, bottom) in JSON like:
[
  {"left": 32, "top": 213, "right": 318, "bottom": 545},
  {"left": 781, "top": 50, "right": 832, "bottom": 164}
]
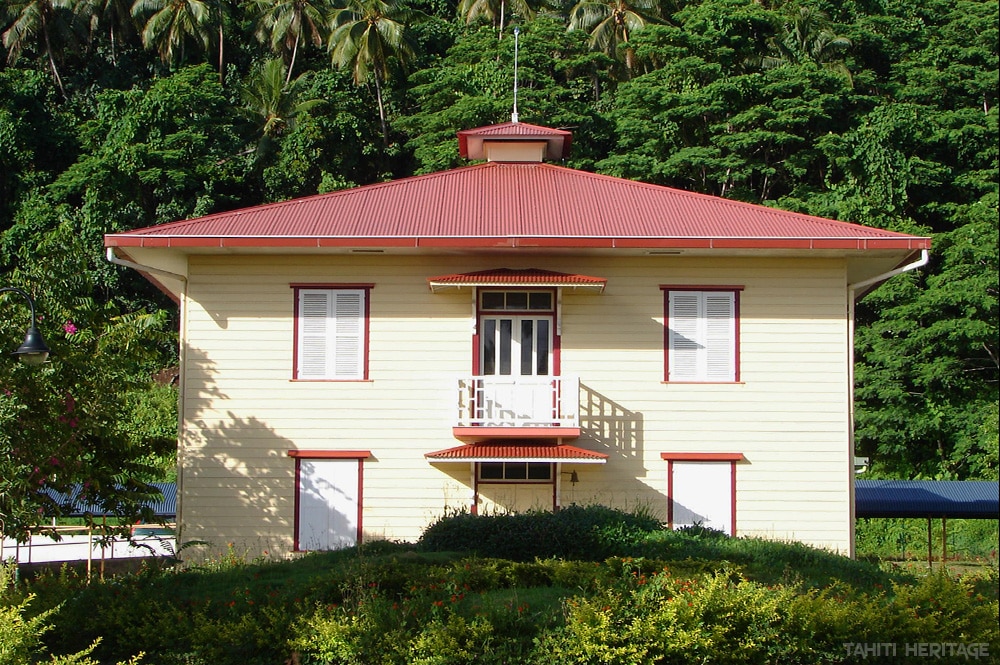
[
  {"left": 41, "top": 482, "right": 177, "bottom": 519},
  {"left": 855, "top": 480, "right": 999, "bottom": 519}
]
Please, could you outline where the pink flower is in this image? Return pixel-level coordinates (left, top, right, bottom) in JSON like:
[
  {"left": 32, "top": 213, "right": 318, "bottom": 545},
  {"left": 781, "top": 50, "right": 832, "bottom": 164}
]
[{"left": 63, "top": 321, "right": 77, "bottom": 334}]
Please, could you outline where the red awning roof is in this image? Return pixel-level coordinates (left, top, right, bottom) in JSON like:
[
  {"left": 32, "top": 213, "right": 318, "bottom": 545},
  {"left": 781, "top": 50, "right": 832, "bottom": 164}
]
[
  {"left": 428, "top": 268, "right": 606, "bottom": 292},
  {"left": 426, "top": 442, "right": 608, "bottom": 463},
  {"left": 104, "top": 161, "right": 930, "bottom": 252}
]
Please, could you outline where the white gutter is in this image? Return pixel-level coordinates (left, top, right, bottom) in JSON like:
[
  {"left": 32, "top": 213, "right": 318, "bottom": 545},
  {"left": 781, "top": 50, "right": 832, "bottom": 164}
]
[
  {"left": 106, "top": 247, "right": 189, "bottom": 542},
  {"left": 848, "top": 249, "right": 930, "bottom": 294},
  {"left": 845, "top": 248, "right": 929, "bottom": 558},
  {"left": 105, "top": 247, "right": 187, "bottom": 282}
]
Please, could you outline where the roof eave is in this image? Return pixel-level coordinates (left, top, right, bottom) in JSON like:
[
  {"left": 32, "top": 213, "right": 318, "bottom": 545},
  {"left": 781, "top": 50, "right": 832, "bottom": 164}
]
[{"left": 104, "top": 235, "right": 932, "bottom": 251}]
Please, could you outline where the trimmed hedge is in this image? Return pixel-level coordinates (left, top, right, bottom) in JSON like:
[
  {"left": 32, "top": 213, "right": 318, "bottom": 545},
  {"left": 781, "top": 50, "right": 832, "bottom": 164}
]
[{"left": 418, "top": 504, "right": 662, "bottom": 561}]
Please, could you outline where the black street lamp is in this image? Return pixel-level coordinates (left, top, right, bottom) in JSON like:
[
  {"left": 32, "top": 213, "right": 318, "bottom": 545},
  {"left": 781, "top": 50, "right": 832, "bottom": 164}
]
[{"left": 1, "top": 286, "right": 50, "bottom": 365}]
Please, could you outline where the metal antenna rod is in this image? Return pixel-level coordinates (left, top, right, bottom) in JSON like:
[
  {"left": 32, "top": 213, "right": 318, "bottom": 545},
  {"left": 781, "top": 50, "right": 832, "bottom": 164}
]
[{"left": 512, "top": 27, "right": 520, "bottom": 123}]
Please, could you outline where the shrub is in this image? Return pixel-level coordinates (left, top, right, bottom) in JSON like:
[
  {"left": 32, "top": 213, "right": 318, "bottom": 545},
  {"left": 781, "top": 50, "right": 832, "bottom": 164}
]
[
  {"left": 418, "top": 504, "right": 661, "bottom": 561},
  {"left": 0, "top": 593, "right": 125, "bottom": 665},
  {"left": 531, "top": 568, "right": 1000, "bottom": 664}
]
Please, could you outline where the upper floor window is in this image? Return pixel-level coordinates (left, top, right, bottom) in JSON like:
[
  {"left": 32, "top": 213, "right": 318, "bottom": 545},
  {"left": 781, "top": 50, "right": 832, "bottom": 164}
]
[
  {"left": 663, "top": 287, "right": 741, "bottom": 382},
  {"left": 480, "top": 290, "right": 553, "bottom": 312},
  {"left": 293, "top": 286, "right": 370, "bottom": 380}
]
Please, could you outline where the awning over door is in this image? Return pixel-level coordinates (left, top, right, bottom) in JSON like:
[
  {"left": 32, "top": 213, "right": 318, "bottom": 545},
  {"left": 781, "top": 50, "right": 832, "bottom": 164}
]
[
  {"left": 426, "top": 442, "right": 608, "bottom": 463},
  {"left": 428, "top": 268, "right": 606, "bottom": 293}
]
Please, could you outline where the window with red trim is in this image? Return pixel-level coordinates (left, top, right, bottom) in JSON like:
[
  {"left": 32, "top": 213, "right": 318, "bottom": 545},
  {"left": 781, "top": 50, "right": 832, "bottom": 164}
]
[
  {"left": 663, "top": 288, "right": 740, "bottom": 382},
  {"left": 294, "top": 287, "right": 369, "bottom": 380}
]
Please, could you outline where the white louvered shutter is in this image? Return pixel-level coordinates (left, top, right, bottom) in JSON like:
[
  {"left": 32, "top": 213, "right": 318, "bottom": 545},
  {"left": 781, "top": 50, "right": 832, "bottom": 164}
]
[
  {"left": 668, "top": 292, "right": 701, "bottom": 381},
  {"left": 704, "top": 292, "right": 735, "bottom": 381},
  {"left": 668, "top": 291, "right": 736, "bottom": 381},
  {"left": 297, "top": 289, "right": 365, "bottom": 379},
  {"left": 332, "top": 291, "right": 364, "bottom": 378}
]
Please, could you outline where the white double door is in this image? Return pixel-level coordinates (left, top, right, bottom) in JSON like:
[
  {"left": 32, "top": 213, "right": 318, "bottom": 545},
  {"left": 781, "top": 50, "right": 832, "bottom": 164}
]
[{"left": 479, "top": 315, "right": 555, "bottom": 425}]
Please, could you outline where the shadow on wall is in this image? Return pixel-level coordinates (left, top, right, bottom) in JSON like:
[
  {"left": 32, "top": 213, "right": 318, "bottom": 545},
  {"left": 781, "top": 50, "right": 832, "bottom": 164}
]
[
  {"left": 180, "top": 344, "right": 298, "bottom": 560},
  {"left": 567, "top": 383, "right": 664, "bottom": 518},
  {"left": 579, "top": 383, "right": 643, "bottom": 459}
]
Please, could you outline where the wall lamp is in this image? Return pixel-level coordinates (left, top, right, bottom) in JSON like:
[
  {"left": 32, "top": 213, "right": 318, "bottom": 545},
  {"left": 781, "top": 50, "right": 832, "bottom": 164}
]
[{"left": 1, "top": 286, "right": 51, "bottom": 365}]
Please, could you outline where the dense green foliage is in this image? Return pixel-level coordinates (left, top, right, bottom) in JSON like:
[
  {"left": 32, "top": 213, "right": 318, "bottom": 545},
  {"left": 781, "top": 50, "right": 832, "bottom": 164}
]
[
  {"left": 2, "top": 507, "right": 997, "bottom": 664},
  {"left": 855, "top": 516, "right": 999, "bottom": 562},
  {"left": 418, "top": 503, "right": 662, "bottom": 560},
  {"left": 1, "top": 0, "right": 997, "bottom": 537}
]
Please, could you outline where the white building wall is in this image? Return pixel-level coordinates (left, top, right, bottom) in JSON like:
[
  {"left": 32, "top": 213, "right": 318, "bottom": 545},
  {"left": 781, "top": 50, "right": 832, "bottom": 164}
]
[{"left": 177, "top": 254, "right": 852, "bottom": 557}]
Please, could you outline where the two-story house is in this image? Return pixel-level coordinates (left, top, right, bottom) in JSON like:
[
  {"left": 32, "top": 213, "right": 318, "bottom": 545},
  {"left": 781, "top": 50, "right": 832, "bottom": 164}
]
[{"left": 104, "top": 121, "right": 930, "bottom": 557}]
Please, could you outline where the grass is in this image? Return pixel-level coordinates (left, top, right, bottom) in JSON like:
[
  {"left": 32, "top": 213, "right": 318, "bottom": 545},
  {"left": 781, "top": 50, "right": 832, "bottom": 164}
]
[{"left": 2, "top": 508, "right": 998, "bottom": 664}]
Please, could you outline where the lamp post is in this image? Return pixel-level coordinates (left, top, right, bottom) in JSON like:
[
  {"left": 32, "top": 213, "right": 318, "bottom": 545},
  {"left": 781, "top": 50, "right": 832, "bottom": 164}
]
[{"left": 1, "top": 286, "right": 50, "bottom": 365}]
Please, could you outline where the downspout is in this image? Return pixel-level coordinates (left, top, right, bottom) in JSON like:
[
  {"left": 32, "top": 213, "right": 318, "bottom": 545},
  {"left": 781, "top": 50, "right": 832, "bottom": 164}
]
[
  {"left": 106, "top": 248, "right": 189, "bottom": 543},
  {"left": 845, "top": 249, "right": 929, "bottom": 558}
]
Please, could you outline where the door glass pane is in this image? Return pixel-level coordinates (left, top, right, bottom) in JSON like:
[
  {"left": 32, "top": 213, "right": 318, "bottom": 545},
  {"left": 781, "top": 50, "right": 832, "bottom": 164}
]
[
  {"left": 536, "top": 319, "right": 549, "bottom": 375},
  {"left": 499, "top": 319, "right": 512, "bottom": 375},
  {"left": 482, "top": 292, "right": 504, "bottom": 310},
  {"left": 529, "top": 292, "right": 552, "bottom": 310},
  {"left": 482, "top": 319, "right": 496, "bottom": 375},
  {"left": 521, "top": 319, "right": 534, "bottom": 375},
  {"left": 507, "top": 292, "right": 528, "bottom": 310}
]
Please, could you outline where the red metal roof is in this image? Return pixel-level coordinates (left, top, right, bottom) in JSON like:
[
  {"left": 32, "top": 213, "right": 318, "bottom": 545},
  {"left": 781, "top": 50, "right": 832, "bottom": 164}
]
[
  {"left": 428, "top": 268, "right": 606, "bottom": 292},
  {"left": 426, "top": 442, "right": 608, "bottom": 462},
  {"left": 105, "top": 161, "right": 930, "bottom": 251}
]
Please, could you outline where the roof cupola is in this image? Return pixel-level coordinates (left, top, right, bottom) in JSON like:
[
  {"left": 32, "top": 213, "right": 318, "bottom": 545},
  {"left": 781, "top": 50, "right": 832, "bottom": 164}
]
[{"left": 457, "top": 121, "right": 572, "bottom": 163}]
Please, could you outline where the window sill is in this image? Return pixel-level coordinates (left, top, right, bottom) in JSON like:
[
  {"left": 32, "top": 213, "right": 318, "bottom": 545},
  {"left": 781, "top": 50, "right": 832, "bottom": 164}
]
[
  {"left": 290, "top": 378, "right": 373, "bottom": 382},
  {"left": 661, "top": 381, "right": 745, "bottom": 385}
]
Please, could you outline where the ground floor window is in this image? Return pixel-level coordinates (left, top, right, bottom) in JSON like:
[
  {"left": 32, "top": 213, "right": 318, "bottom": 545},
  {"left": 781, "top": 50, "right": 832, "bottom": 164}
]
[
  {"left": 289, "top": 451, "right": 370, "bottom": 551},
  {"left": 478, "top": 462, "right": 552, "bottom": 481},
  {"left": 662, "top": 453, "right": 743, "bottom": 536}
]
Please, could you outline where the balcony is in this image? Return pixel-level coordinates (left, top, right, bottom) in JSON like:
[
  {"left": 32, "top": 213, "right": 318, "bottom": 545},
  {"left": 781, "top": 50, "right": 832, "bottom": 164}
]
[{"left": 454, "top": 375, "right": 581, "bottom": 441}]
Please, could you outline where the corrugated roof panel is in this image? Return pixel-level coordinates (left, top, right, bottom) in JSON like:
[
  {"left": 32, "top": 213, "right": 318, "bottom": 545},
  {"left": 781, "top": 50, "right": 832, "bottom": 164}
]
[
  {"left": 428, "top": 268, "right": 606, "bottom": 291},
  {"left": 426, "top": 442, "right": 608, "bottom": 462},
  {"left": 107, "top": 162, "right": 930, "bottom": 248},
  {"left": 855, "top": 480, "right": 999, "bottom": 519},
  {"left": 461, "top": 121, "right": 569, "bottom": 137},
  {"left": 41, "top": 482, "right": 177, "bottom": 518}
]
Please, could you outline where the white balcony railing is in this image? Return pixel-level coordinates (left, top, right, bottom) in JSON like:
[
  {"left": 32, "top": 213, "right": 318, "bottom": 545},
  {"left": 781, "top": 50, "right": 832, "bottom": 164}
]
[{"left": 457, "top": 375, "right": 579, "bottom": 428}]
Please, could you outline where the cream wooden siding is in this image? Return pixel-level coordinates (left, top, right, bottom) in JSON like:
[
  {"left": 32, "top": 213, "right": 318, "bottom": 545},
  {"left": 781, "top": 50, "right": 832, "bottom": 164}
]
[{"left": 177, "top": 255, "right": 852, "bottom": 557}]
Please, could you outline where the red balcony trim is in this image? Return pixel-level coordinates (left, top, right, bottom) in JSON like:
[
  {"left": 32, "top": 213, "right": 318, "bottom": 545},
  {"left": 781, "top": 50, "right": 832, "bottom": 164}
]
[{"left": 454, "top": 426, "right": 581, "bottom": 442}]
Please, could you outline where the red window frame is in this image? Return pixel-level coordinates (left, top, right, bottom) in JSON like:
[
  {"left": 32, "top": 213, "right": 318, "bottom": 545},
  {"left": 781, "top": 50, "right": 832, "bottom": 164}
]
[
  {"left": 660, "top": 285, "right": 743, "bottom": 383},
  {"left": 291, "top": 283, "right": 374, "bottom": 381}
]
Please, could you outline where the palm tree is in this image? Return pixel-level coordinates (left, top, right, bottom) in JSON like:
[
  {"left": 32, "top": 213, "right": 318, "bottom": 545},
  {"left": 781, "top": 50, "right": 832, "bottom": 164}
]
[
  {"left": 249, "top": 0, "right": 329, "bottom": 84},
  {"left": 3, "top": 0, "right": 81, "bottom": 97},
  {"left": 328, "top": 0, "right": 422, "bottom": 147},
  {"left": 131, "top": 0, "right": 212, "bottom": 69},
  {"left": 568, "top": 0, "right": 659, "bottom": 75},
  {"left": 76, "top": 0, "right": 138, "bottom": 64},
  {"left": 457, "top": 0, "right": 534, "bottom": 39},
  {"left": 241, "top": 57, "right": 323, "bottom": 142},
  {"left": 759, "top": 7, "right": 852, "bottom": 83}
]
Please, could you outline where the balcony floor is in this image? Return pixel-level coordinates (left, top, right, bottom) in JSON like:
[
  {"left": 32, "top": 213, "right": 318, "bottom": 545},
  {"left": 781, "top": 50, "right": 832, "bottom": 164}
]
[{"left": 452, "top": 426, "right": 582, "bottom": 443}]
